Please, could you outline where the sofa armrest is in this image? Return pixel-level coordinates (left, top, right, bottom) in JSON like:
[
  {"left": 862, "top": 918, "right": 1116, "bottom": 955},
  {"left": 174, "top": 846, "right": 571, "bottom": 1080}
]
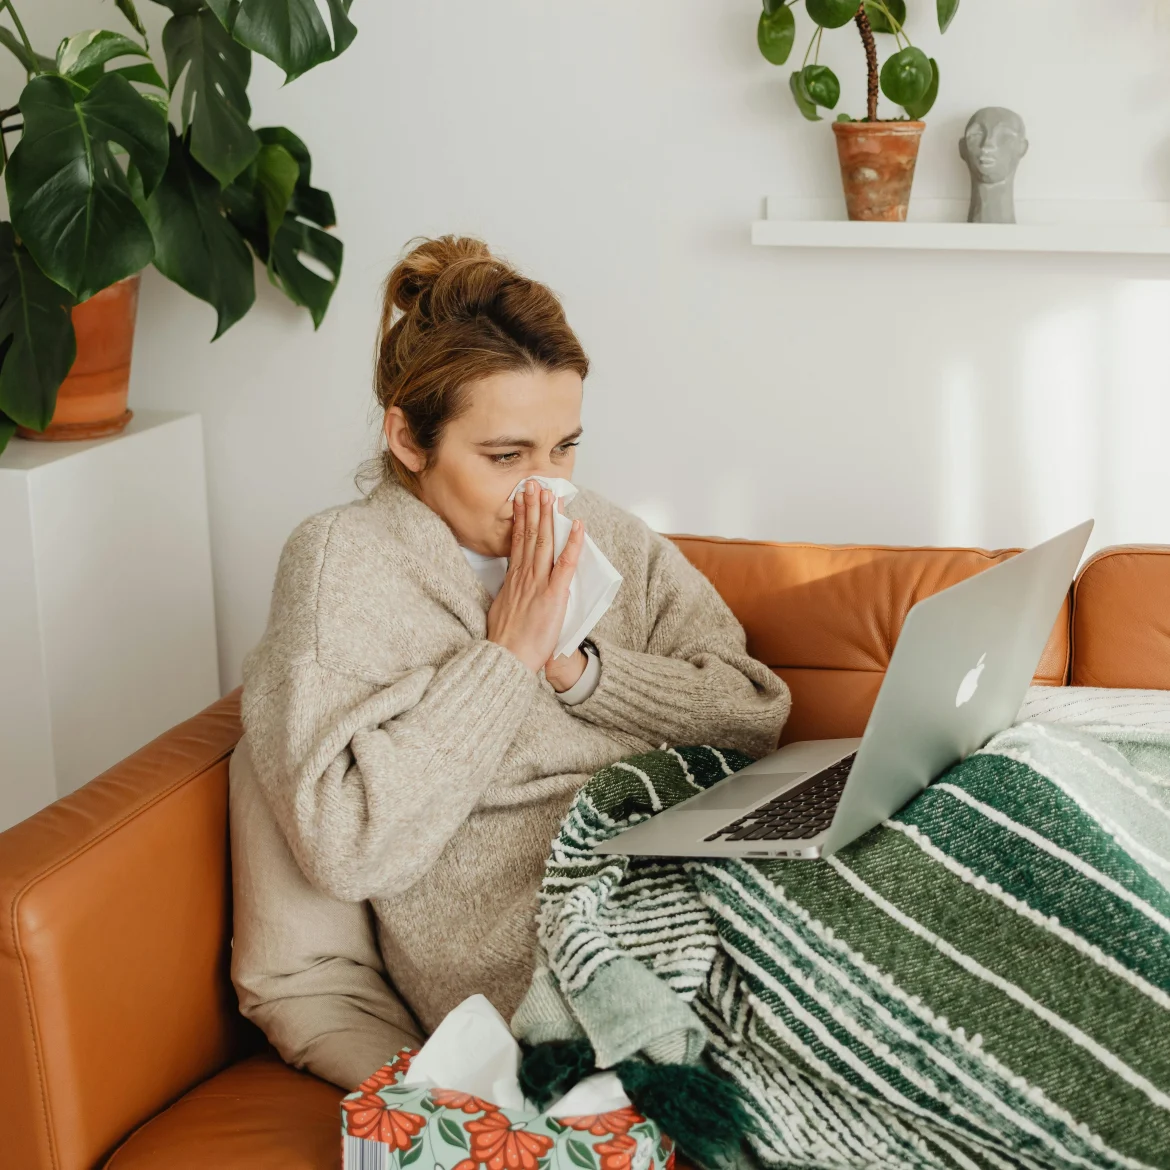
[
  {"left": 1072, "top": 545, "right": 1170, "bottom": 688},
  {"left": 0, "top": 690, "right": 245, "bottom": 1170}
]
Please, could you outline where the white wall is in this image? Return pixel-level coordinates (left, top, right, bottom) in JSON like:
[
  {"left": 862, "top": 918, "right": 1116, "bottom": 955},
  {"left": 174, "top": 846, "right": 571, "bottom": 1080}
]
[{"left": 7, "top": 1, "right": 1170, "bottom": 692}]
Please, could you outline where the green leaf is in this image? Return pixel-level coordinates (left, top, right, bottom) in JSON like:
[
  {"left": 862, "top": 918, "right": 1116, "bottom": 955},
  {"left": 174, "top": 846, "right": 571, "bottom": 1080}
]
[
  {"left": 7, "top": 73, "right": 168, "bottom": 300},
  {"left": 268, "top": 213, "right": 342, "bottom": 329},
  {"left": 762, "top": 0, "right": 786, "bottom": 13},
  {"left": 437, "top": 1117, "right": 468, "bottom": 1150},
  {"left": 0, "top": 28, "right": 55, "bottom": 76},
  {"left": 256, "top": 125, "right": 336, "bottom": 225},
  {"left": 115, "top": 0, "right": 149, "bottom": 41},
  {"left": 255, "top": 143, "right": 299, "bottom": 245},
  {"left": 806, "top": 0, "right": 859, "bottom": 30},
  {"left": 112, "top": 61, "right": 168, "bottom": 90},
  {"left": 757, "top": 6, "right": 795, "bottom": 65},
  {"left": 57, "top": 29, "right": 149, "bottom": 78},
  {"left": 789, "top": 70, "right": 821, "bottom": 121},
  {"left": 835, "top": 112, "right": 855, "bottom": 121},
  {"left": 902, "top": 56, "right": 939, "bottom": 119},
  {"left": 565, "top": 1140, "right": 596, "bottom": 1170},
  {"left": 163, "top": 7, "right": 259, "bottom": 187},
  {"left": 864, "top": 0, "right": 905, "bottom": 34},
  {"left": 400, "top": 1138, "right": 425, "bottom": 1166},
  {"left": 145, "top": 129, "right": 255, "bottom": 338},
  {"left": 225, "top": 123, "right": 342, "bottom": 325},
  {"left": 880, "top": 45, "right": 932, "bottom": 107},
  {"left": 938, "top": 0, "right": 960, "bottom": 33},
  {"left": 801, "top": 64, "right": 839, "bottom": 109},
  {"left": 206, "top": 0, "right": 357, "bottom": 82},
  {"left": 0, "top": 222, "right": 76, "bottom": 437},
  {"left": 256, "top": 125, "right": 310, "bottom": 183}
]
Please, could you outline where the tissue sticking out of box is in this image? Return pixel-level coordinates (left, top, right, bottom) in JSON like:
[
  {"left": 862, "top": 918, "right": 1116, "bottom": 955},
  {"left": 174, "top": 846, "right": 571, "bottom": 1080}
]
[{"left": 399, "top": 994, "right": 633, "bottom": 1117}]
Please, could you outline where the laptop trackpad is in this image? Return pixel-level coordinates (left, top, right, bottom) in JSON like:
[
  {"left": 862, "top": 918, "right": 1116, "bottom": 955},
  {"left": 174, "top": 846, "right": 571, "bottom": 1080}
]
[{"left": 682, "top": 773, "right": 806, "bottom": 811}]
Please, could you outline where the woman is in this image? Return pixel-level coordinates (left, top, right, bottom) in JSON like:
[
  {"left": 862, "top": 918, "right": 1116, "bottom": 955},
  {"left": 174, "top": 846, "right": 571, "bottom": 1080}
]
[{"left": 230, "top": 236, "right": 791, "bottom": 1091}]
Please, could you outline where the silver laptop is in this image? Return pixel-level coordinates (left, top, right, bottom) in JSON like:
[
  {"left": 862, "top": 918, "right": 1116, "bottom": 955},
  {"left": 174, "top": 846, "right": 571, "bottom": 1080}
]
[{"left": 596, "top": 520, "right": 1094, "bottom": 861}]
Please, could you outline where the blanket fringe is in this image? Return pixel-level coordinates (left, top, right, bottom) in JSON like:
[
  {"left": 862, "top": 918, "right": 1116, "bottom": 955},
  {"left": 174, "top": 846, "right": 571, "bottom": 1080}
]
[{"left": 520, "top": 1041, "right": 751, "bottom": 1170}]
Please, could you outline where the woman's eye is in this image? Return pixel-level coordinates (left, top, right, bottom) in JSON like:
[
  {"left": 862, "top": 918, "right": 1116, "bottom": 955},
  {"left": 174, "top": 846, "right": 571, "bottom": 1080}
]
[
  {"left": 490, "top": 452, "right": 521, "bottom": 464},
  {"left": 556, "top": 442, "right": 579, "bottom": 455}
]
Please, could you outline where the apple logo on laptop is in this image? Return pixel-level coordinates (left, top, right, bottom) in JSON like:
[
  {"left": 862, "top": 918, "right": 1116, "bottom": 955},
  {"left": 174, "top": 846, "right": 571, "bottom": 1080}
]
[{"left": 955, "top": 653, "right": 987, "bottom": 708}]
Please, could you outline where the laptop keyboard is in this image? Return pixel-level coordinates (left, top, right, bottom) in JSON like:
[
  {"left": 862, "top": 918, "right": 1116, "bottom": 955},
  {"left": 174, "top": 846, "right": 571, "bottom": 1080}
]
[{"left": 703, "top": 753, "right": 857, "bottom": 843}]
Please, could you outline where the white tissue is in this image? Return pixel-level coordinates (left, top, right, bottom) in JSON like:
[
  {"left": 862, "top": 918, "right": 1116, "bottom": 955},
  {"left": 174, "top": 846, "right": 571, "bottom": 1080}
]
[
  {"left": 400, "top": 994, "right": 528, "bottom": 1110},
  {"left": 508, "top": 476, "right": 623, "bottom": 659},
  {"left": 401, "top": 995, "right": 633, "bottom": 1117}
]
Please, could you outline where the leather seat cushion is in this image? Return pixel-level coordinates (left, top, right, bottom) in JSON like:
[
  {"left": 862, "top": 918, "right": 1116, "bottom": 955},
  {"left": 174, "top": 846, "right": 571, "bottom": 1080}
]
[{"left": 105, "top": 1053, "right": 342, "bottom": 1169}]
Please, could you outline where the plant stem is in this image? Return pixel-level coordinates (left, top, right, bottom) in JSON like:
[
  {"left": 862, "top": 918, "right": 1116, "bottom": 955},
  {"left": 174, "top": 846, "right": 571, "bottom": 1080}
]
[
  {"left": 801, "top": 27, "right": 817, "bottom": 69},
  {"left": 1, "top": 0, "right": 34, "bottom": 63},
  {"left": 855, "top": 3, "right": 879, "bottom": 122}
]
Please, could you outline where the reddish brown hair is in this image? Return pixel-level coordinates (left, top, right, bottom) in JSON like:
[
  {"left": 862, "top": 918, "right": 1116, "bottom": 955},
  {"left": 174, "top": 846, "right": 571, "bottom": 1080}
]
[{"left": 365, "top": 236, "right": 589, "bottom": 495}]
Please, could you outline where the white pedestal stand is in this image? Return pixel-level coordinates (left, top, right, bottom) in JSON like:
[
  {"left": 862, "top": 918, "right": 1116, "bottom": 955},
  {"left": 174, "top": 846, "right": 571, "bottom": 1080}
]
[{"left": 0, "top": 410, "right": 220, "bottom": 831}]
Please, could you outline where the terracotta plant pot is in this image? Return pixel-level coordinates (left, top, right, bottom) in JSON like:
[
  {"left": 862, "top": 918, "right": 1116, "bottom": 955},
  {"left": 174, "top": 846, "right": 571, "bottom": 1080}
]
[
  {"left": 16, "top": 273, "right": 140, "bottom": 441},
  {"left": 831, "top": 121, "right": 925, "bottom": 222}
]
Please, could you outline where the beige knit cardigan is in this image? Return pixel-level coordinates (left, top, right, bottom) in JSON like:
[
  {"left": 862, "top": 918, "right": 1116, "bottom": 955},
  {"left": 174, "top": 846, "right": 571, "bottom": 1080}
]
[{"left": 230, "top": 478, "right": 791, "bottom": 1090}]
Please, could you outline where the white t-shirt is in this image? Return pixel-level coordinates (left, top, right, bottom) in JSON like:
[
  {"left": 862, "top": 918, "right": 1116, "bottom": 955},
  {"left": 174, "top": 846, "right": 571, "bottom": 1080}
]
[{"left": 460, "top": 546, "right": 600, "bottom": 705}]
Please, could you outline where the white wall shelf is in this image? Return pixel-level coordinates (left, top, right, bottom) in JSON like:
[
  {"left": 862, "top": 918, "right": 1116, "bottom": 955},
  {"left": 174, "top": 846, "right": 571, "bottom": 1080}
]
[{"left": 752, "top": 197, "right": 1170, "bottom": 255}]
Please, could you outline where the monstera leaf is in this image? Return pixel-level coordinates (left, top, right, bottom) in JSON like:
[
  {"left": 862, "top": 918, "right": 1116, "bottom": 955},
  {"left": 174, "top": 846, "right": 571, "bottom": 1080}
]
[
  {"left": 163, "top": 6, "right": 259, "bottom": 186},
  {"left": 267, "top": 213, "right": 342, "bottom": 328},
  {"left": 145, "top": 129, "right": 256, "bottom": 338},
  {"left": 0, "top": 223, "right": 76, "bottom": 451},
  {"left": 206, "top": 0, "right": 356, "bottom": 82},
  {"left": 224, "top": 125, "right": 342, "bottom": 327},
  {"left": 6, "top": 72, "right": 169, "bottom": 300}
]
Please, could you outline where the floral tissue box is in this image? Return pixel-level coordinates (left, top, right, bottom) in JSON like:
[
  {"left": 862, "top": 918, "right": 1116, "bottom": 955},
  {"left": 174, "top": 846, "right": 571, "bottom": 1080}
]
[{"left": 342, "top": 1049, "right": 676, "bottom": 1170}]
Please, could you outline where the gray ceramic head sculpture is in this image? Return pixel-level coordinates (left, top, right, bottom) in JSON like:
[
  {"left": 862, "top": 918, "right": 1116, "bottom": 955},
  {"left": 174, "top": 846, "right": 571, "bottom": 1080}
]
[{"left": 959, "top": 107, "right": 1028, "bottom": 224}]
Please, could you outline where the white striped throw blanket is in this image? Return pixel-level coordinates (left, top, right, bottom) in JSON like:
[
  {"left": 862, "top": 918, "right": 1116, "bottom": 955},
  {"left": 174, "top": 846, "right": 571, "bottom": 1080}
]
[{"left": 511, "top": 721, "right": 1170, "bottom": 1170}]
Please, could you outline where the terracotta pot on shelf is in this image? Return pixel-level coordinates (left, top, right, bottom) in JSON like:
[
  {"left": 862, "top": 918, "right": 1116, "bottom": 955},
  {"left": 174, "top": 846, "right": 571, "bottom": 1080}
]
[
  {"left": 15, "top": 273, "right": 140, "bottom": 442},
  {"left": 831, "top": 120, "right": 925, "bottom": 222}
]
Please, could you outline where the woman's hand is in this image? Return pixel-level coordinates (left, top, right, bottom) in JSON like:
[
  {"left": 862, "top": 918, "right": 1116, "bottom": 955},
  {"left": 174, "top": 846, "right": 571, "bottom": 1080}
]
[{"left": 486, "top": 480, "right": 585, "bottom": 674}]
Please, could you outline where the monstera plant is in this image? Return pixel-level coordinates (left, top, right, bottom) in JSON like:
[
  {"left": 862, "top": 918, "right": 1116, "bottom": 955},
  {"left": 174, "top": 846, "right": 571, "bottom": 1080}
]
[
  {"left": 0, "top": 0, "right": 355, "bottom": 454},
  {"left": 757, "top": 1, "right": 960, "bottom": 221}
]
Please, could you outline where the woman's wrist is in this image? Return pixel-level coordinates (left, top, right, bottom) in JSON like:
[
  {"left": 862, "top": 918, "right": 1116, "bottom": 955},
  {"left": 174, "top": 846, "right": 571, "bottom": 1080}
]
[{"left": 545, "top": 646, "right": 588, "bottom": 692}]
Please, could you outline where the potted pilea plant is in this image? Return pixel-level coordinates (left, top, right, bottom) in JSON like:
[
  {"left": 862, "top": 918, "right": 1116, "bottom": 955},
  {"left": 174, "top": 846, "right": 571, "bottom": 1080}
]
[
  {"left": 757, "top": 0, "right": 960, "bottom": 221},
  {"left": 0, "top": 0, "right": 354, "bottom": 452}
]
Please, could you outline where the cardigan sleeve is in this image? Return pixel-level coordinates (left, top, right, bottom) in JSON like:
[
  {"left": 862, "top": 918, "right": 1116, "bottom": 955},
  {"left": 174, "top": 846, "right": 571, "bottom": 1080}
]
[
  {"left": 242, "top": 638, "right": 538, "bottom": 903},
  {"left": 566, "top": 532, "right": 791, "bottom": 759},
  {"left": 229, "top": 737, "right": 423, "bottom": 1091}
]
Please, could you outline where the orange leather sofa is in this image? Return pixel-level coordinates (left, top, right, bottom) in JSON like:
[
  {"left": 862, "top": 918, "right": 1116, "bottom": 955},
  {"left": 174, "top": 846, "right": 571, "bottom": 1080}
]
[{"left": 3, "top": 539, "right": 1168, "bottom": 1170}]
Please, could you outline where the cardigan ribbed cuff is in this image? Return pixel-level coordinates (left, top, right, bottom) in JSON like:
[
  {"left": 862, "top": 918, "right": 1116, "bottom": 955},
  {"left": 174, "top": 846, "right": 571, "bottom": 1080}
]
[{"left": 568, "top": 636, "right": 707, "bottom": 744}]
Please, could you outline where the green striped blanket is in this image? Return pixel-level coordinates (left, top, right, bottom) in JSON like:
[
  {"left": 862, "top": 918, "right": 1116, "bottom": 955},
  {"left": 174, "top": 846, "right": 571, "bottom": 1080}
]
[{"left": 511, "top": 722, "right": 1170, "bottom": 1170}]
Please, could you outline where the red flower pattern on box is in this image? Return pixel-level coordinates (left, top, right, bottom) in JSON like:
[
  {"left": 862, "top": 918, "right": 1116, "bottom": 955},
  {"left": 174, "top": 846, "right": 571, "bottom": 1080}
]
[
  {"left": 356, "top": 1048, "right": 419, "bottom": 1095},
  {"left": 557, "top": 1109, "right": 643, "bottom": 1137},
  {"left": 431, "top": 1089, "right": 500, "bottom": 1114},
  {"left": 593, "top": 1134, "right": 638, "bottom": 1170},
  {"left": 342, "top": 1094, "right": 426, "bottom": 1149},
  {"left": 465, "top": 1110, "right": 555, "bottom": 1170}
]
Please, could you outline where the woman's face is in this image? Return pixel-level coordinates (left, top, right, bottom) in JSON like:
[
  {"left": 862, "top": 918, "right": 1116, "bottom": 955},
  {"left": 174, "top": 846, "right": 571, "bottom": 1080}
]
[{"left": 384, "top": 366, "right": 584, "bottom": 557}]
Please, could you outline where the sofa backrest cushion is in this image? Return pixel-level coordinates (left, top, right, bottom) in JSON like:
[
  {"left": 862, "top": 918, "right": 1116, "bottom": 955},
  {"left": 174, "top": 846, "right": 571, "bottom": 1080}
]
[
  {"left": 1072, "top": 546, "right": 1170, "bottom": 688},
  {"left": 669, "top": 536, "right": 1070, "bottom": 743}
]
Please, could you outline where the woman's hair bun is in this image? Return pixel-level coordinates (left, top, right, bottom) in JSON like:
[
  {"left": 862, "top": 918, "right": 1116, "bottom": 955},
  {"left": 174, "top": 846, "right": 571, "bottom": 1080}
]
[{"left": 385, "top": 235, "right": 512, "bottom": 324}]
